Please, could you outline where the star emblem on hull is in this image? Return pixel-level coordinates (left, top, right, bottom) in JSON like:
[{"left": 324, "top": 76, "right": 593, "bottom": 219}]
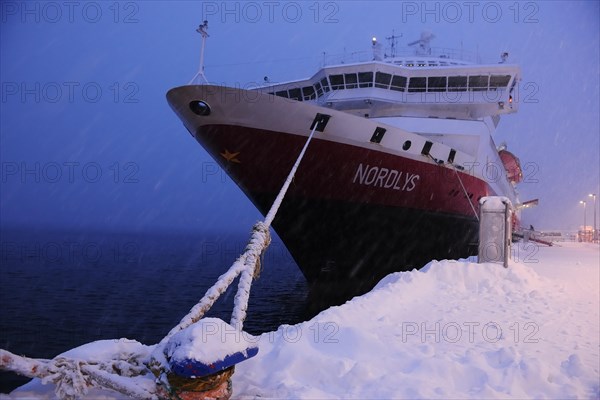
[{"left": 220, "top": 149, "right": 241, "bottom": 164}]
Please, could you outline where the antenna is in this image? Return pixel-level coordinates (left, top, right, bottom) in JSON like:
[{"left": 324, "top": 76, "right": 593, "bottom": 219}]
[
  {"left": 190, "top": 21, "right": 210, "bottom": 84},
  {"left": 385, "top": 30, "right": 402, "bottom": 58}
]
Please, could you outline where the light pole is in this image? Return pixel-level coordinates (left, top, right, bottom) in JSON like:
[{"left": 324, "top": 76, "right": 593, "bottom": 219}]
[
  {"left": 590, "top": 194, "right": 597, "bottom": 242},
  {"left": 579, "top": 200, "right": 587, "bottom": 242}
]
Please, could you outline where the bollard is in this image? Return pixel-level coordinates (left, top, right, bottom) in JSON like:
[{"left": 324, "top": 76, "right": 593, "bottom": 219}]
[
  {"left": 478, "top": 196, "right": 512, "bottom": 268},
  {"left": 163, "top": 318, "right": 259, "bottom": 400}
]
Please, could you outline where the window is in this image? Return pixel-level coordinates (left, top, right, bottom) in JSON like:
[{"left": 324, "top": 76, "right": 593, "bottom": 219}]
[
  {"left": 314, "top": 82, "right": 323, "bottom": 97},
  {"left": 344, "top": 73, "right": 358, "bottom": 89},
  {"left": 275, "top": 90, "right": 288, "bottom": 98},
  {"left": 448, "top": 76, "right": 467, "bottom": 91},
  {"left": 390, "top": 75, "right": 407, "bottom": 91},
  {"left": 408, "top": 77, "right": 426, "bottom": 92},
  {"left": 428, "top": 76, "right": 447, "bottom": 92},
  {"left": 302, "top": 86, "right": 316, "bottom": 100},
  {"left": 288, "top": 88, "right": 302, "bottom": 101},
  {"left": 375, "top": 72, "right": 392, "bottom": 89},
  {"left": 358, "top": 72, "right": 374, "bottom": 88},
  {"left": 370, "top": 127, "right": 386, "bottom": 144},
  {"left": 448, "top": 149, "right": 456, "bottom": 163},
  {"left": 321, "top": 77, "right": 330, "bottom": 93},
  {"left": 468, "top": 75, "right": 489, "bottom": 91},
  {"left": 329, "top": 74, "right": 344, "bottom": 90},
  {"left": 421, "top": 141, "right": 433, "bottom": 156},
  {"left": 490, "top": 75, "right": 511, "bottom": 89}
]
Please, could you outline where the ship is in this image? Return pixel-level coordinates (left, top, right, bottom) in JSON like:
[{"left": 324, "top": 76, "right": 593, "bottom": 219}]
[{"left": 167, "top": 28, "right": 527, "bottom": 305}]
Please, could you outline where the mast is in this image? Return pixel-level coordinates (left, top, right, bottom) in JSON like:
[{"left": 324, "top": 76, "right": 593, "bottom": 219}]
[
  {"left": 385, "top": 30, "right": 402, "bottom": 58},
  {"left": 190, "top": 20, "right": 209, "bottom": 84}
]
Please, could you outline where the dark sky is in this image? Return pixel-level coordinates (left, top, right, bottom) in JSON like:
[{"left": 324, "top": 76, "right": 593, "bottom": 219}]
[{"left": 1, "top": 1, "right": 598, "bottom": 233}]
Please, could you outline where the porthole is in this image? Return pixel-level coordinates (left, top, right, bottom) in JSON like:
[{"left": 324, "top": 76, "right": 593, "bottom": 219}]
[
  {"left": 189, "top": 100, "right": 211, "bottom": 116},
  {"left": 402, "top": 140, "right": 412, "bottom": 151}
]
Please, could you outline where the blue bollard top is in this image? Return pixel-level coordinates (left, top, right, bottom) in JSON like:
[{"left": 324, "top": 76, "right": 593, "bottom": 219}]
[{"left": 165, "top": 318, "right": 259, "bottom": 378}]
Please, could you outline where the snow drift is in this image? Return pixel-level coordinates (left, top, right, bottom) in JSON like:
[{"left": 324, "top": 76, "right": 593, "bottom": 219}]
[{"left": 5, "top": 243, "right": 599, "bottom": 399}]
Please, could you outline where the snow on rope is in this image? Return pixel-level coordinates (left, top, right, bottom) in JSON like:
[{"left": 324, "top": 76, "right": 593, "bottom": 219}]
[
  {"left": 0, "top": 348, "right": 153, "bottom": 399},
  {"left": 0, "top": 113, "right": 328, "bottom": 399}
]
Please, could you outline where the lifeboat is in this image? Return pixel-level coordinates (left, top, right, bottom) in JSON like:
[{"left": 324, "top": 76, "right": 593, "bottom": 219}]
[{"left": 498, "top": 149, "right": 523, "bottom": 184}]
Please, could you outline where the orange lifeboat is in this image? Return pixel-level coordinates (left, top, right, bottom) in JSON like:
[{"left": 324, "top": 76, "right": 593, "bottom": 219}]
[{"left": 498, "top": 149, "right": 523, "bottom": 184}]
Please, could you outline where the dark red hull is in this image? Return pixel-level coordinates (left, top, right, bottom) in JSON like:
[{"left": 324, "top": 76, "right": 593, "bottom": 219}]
[
  {"left": 167, "top": 85, "right": 495, "bottom": 306},
  {"left": 195, "top": 124, "right": 488, "bottom": 283}
]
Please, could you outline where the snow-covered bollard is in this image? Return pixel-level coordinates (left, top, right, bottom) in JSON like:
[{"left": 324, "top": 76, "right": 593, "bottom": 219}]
[
  {"left": 163, "top": 318, "right": 259, "bottom": 400},
  {"left": 478, "top": 196, "right": 512, "bottom": 268}
]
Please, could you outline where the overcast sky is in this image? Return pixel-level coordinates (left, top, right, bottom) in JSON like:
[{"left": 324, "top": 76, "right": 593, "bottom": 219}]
[{"left": 1, "top": 1, "right": 598, "bottom": 233}]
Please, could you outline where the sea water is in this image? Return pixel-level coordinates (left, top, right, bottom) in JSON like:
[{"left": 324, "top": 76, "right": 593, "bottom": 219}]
[{"left": 0, "top": 228, "right": 308, "bottom": 393}]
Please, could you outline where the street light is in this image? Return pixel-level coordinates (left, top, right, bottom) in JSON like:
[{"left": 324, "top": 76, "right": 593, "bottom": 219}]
[
  {"left": 590, "top": 194, "right": 597, "bottom": 242},
  {"left": 579, "top": 200, "right": 587, "bottom": 242}
]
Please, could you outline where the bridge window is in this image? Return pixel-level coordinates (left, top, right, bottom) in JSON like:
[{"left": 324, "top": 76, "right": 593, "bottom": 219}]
[
  {"left": 375, "top": 72, "right": 392, "bottom": 89},
  {"left": 468, "top": 75, "right": 489, "bottom": 91},
  {"left": 321, "top": 77, "right": 330, "bottom": 93},
  {"left": 302, "top": 86, "right": 316, "bottom": 100},
  {"left": 428, "top": 76, "right": 447, "bottom": 92},
  {"left": 490, "top": 75, "right": 511, "bottom": 89},
  {"left": 329, "top": 74, "right": 344, "bottom": 90},
  {"left": 448, "top": 76, "right": 467, "bottom": 91},
  {"left": 314, "top": 82, "right": 323, "bottom": 97},
  {"left": 408, "top": 77, "right": 426, "bottom": 92},
  {"left": 344, "top": 73, "right": 358, "bottom": 89},
  {"left": 390, "top": 75, "right": 407, "bottom": 91},
  {"left": 358, "top": 72, "right": 374, "bottom": 88},
  {"left": 288, "top": 88, "right": 302, "bottom": 101}
]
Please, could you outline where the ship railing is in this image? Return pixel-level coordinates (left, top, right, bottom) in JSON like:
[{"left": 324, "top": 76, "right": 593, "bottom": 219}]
[{"left": 323, "top": 47, "right": 480, "bottom": 66}]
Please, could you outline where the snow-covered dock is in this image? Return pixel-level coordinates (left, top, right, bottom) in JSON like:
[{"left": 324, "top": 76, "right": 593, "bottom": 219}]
[{"left": 5, "top": 242, "right": 599, "bottom": 399}]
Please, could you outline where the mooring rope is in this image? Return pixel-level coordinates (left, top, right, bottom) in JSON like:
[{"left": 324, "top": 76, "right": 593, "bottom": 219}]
[
  {"left": 149, "top": 116, "right": 324, "bottom": 393},
  {"left": 0, "top": 349, "right": 155, "bottom": 399},
  {"left": 452, "top": 164, "right": 480, "bottom": 222},
  {"left": 0, "top": 115, "right": 327, "bottom": 400},
  {"left": 159, "top": 115, "right": 322, "bottom": 343}
]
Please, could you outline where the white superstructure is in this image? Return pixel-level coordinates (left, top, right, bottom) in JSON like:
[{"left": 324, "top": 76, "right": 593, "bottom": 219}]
[{"left": 254, "top": 35, "right": 521, "bottom": 206}]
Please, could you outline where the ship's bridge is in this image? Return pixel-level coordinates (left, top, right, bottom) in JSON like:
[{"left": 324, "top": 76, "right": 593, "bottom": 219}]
[{"left": 257, "top": 56, "right": 520, "bottom": 120}]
